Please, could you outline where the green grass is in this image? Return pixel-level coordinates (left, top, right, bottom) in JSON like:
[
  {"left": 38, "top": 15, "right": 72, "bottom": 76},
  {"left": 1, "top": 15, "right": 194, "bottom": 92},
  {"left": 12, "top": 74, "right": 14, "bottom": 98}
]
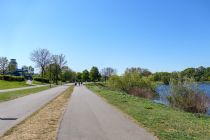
[
  {"left": 32, "top": 80, "right": 49, "bottom": 85},
  {"left": 0, "top": 80, "right": 31, "bottom": 90},
  {"left": 0, "top": 86, "right": 52, "bottom": 101},
  {"left": 87, "top": 84, "right": 210, "bottom": 140}
]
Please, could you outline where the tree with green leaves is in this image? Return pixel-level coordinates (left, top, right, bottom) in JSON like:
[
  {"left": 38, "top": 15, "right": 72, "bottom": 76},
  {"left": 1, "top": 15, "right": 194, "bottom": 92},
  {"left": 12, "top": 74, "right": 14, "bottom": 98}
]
[
  {"left": 76, "top": 72, "right": 82, "bottom": 82},
  {"left": 89, "top": 66, "right": 101, "bottom": 82},
  {"left": 82, "top": 69, "right": 89, "bottom": 82},
  {"left": 22, "top": 66, "right": 34, "bottom": 75},
  {"left": 125, "top": 67, "right": 151, "bottom": 77},
  {"left": 61, "top": 66, "right": 76, "bottom": 82},
  {"left": 50, "top": 54, "right": 67, "bottom": 85}
]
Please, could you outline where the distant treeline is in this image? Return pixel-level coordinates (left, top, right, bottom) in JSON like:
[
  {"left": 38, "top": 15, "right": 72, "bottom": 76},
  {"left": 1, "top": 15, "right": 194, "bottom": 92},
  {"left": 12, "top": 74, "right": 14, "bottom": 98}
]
[
  {"left": 151, "top": 66, "right": 210, "bottom": 84},
  {"left": 105, "top": 67, "right": 209, "bottom": 114}
]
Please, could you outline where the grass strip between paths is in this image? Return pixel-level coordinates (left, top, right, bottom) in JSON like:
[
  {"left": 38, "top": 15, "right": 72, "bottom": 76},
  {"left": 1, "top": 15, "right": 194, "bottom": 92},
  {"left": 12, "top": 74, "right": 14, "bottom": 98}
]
[
  {"left": 87, "top": 84, "right": 210, "bottom": 140},
  {"left": 0, "top": 86, "right": 74, "bottom": 140},
  {"left": 0, "top": 86, "right": 52, "bottom": 102}
]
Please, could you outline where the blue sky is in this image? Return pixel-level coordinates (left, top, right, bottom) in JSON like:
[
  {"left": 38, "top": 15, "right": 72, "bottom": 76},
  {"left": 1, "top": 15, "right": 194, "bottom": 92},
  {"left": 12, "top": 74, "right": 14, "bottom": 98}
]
[{"left": 0, "top": 0, "right": 209, "bottom": 74}]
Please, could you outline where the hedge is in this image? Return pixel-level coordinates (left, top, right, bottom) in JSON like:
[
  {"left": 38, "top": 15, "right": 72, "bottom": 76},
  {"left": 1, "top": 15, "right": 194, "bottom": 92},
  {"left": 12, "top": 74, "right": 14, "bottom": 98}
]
[
  {"left": 0, "top": 75, "right": 25, "bottom": 81},
  {"left": 33, "top": 77, "right": 49, "bottom": 83}
]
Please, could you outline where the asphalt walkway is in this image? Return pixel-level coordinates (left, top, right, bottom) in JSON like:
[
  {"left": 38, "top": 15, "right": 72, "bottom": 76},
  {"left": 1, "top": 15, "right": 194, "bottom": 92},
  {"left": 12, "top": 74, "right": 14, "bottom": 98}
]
[{"left": 57, "top": 86, "right": 157, "bottom": 140}]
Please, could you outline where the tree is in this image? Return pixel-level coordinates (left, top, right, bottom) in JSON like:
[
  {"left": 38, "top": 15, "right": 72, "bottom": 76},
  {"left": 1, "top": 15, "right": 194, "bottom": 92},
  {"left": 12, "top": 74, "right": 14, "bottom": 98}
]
[
  {"left": 181, "top": 68, "right": 196, "bottom": 79},
  {"left": 153, "top": 72, "right": 161, "bottom": 81},
  {"left": 76, "top": 72, "right": 82, "bottom": 82},
  {"left": 181, "top": 67, "right": 207, "bottom": 81},
  {"left": 89, "top": 66, "right": 101, "bottom": 82},
  {"left": 82, "top": 70, "right": 89, "bottom": 82},
  {"left": 0, "top": 57, "right": 8, "bottom": 75},
  {"left": 61, "top": 66, "right": 76, "bottom": 82},
  {"left": 195, "top": 66, "right": 206, "bottom": 81},
  {"left": 28, "top": 66, "right": 35, "bottom": 75},
  {"left": 125, "top": 67, "right": 151, "bottom": 77},
  {"left": 159, "top": 72, "right": 171, "bottom": 84},
  {"left": 30, "top": 49, "right": 51, "bottom": 78},
  {"left": 58, "top": 54, "right": 67, "bottom": 68},
  {"left": 101, "top": 67, "right": 116, "bottom": 81},
  {"left": 50, "top": 54, "right": 67, "bottom": 85},
  {"left": 22, "top": 66, "right": 34, "bottom": 75},
  {"left": 152, "top": 72, "right": 171, "bottom": 84},
  {"left": 49, "top": 63, "right": 60, "bottom": 85}
]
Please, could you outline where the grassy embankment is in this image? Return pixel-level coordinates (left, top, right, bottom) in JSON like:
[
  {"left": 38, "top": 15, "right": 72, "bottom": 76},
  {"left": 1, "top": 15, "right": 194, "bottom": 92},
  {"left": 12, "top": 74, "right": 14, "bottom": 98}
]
[
  {"left": 0, "top": 80, "right": 31, "bottom": 90},
  {"left": 1, "top": 86, "right": 74, "bottom": 140},
  {"left": 0, "top": 86, "right": 52, "bottom": 102},
  {"left": 87, "top": 84, "right": 210, "bottom": 140}
]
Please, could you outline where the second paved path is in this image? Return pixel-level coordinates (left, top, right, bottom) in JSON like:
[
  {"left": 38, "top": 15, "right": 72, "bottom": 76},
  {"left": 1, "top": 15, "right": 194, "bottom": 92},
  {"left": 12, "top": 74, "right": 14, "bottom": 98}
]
[
  {"left": 0, "top": 85, "right": 69, "bottom": 136},
  {"left": 57, "top": 86, "right": 157, "bottom": 140}
]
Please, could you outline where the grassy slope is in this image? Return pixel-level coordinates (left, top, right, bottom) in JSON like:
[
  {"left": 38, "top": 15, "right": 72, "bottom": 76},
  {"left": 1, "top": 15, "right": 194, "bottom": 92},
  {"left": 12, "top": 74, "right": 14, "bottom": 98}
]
[
  {"left": 87, "top": 84, "right": 210, "bottom": 140},
  {"left": 0, "top": 80, "right": 30, "bottom": 90},
  {"left": 0, "top": 86, "right": 52, "bottom": 101}
]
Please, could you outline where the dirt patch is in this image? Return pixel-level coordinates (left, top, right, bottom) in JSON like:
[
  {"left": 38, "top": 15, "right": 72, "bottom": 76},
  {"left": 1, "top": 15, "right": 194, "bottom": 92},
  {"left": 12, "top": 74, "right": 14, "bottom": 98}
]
[{"left": 0, "top": 86, "right": 74, "bottom": 140}]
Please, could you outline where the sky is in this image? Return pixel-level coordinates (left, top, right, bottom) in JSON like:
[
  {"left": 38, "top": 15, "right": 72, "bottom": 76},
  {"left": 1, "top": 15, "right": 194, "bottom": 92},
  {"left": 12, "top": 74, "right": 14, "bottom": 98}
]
[{"left": 0, "top": 0, "right": 210, "bottom": 74}]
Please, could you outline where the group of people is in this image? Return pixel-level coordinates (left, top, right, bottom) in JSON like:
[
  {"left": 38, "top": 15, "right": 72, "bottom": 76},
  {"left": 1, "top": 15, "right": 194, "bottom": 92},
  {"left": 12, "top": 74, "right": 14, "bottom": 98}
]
[{"left": 75, "top": 82, "right": 83, "bottom": 86}]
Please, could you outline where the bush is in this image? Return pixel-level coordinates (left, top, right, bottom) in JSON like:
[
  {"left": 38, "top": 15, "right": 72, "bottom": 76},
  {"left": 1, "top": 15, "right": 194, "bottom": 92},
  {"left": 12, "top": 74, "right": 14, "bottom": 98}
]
[
  {"left": 167, "top": 78, "right": 208, "bottom": 113},
  {"left": 0, "top": 75, "right": 3, "bottom": 80},
  {"left": 107, "top": 72, "right": 155, "bottom": 99},
  {"left": 128, "top": 87, "right": 155, "bottom": 99},
  {"left": 13, "top": 76, "right": 25, "bottom": 81},
  {"left": 0, "top": 75, "right": 25, "bottom": 81},
  {"left": 107, "top": 75, "right": 123, "bottom": 90},
  {"left": 162, "top": 76, "right": 170, "bottom": 85},
  {"left": 33, "top": 77, "right": 49, "bottom": 83}
]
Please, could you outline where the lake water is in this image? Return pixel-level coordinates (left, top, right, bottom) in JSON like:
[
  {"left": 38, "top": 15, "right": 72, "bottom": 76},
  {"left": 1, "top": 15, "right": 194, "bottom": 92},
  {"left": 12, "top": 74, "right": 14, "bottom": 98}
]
[{"left": 155, "top": 83, "right": 210, "bottom": 115}]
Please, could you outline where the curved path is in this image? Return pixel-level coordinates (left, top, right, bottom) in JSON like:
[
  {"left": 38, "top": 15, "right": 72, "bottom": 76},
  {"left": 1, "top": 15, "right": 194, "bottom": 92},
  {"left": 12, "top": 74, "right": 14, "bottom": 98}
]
[
  {"left": 0, "top": 85, "right": 69, "bottom": 136},
  {"left": 57, "top": 86, "right": 157, "bottom": 140}
]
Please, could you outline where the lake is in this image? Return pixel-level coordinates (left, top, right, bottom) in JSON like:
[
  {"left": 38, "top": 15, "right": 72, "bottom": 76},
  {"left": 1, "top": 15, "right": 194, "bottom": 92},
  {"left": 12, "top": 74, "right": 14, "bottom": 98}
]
[{"left": 155, "top": 83, "right": 210, "bottom": 115}]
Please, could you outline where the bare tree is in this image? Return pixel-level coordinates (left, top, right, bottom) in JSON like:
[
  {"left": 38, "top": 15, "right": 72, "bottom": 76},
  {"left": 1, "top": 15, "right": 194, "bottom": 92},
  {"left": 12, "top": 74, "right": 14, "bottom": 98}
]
[
  {"left": 58, "top": 54, "right": 67, "bottom": 68},
  {"left": 101, "top": 67, "right": 117, "bottom": 81},
  {"left": 30, "top": 49, "right": 51, "bottom": 78},
  {"left": 0, "top": 57, "right": 9, "bottom": 75}
]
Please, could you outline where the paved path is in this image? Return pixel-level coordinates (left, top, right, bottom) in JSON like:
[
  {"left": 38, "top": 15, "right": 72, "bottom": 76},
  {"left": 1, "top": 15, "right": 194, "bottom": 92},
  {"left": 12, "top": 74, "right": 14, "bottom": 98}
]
[
  {"left": 0, "top": 85, "right": 47, "bottom": 93},
  {"left": 0, "top": 85, "right": 69, "bottom": 136},
  {"left": 57, "top": 86, "right": 157, "bottom": 140}
]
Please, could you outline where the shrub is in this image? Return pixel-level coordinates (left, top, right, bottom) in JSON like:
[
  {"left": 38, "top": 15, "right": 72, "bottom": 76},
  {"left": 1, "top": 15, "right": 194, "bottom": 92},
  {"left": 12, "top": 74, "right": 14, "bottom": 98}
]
[
  {"left": 162, "top": 76, "right": 170, "bottom": 85},
  {"left": 0, "top": 75, "right": 25, "bottom": 81},
  {"left": 167, "top": 78, "right": 208, "bottom": 113},
  {"left": 0, "top": 75, "right": 3, "bottom": 80},
  {"left": 107, "top": 75, "right": 123, "bottom": 90},
  {"left": 107, "top": 72, "right": 155, "bottom": 99},
  {"left": 33, "top": 77, "right": 49, "bottom": 83},
  {"left": 128, "top": 87, "right": 155, "bottom": 99},
  {"left": 208, "top": 76, "right": 210, "bottom": 81},
  {"left": 13, "top": 76, "right": 25, "bottom": 81}
]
